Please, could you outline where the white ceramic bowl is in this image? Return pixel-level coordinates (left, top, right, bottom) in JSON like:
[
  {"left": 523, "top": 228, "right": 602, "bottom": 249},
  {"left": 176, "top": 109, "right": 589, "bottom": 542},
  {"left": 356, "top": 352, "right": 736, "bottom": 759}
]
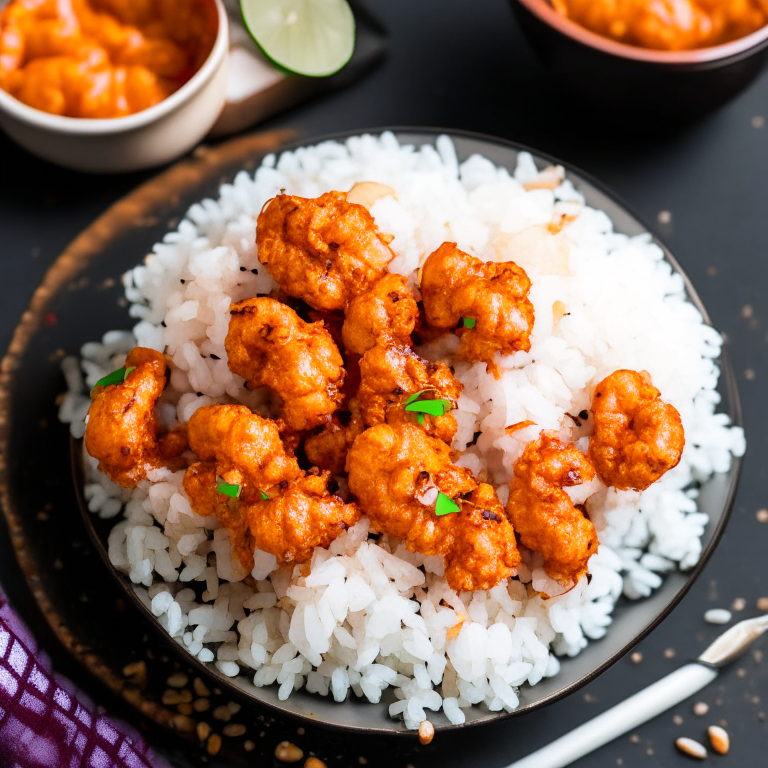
[{"left": 0, "top": 0, "right": 229, "bottom": 173}]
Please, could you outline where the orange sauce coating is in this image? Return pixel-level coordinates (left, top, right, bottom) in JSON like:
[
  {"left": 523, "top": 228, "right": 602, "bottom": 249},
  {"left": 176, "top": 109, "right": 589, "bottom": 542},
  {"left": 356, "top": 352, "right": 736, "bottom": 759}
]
[
  {"left": 0, "top": 0, "right": 217, "bottom": 118},
  {"left": 552, "top": 0, "right": 768, "bottom": 51}
]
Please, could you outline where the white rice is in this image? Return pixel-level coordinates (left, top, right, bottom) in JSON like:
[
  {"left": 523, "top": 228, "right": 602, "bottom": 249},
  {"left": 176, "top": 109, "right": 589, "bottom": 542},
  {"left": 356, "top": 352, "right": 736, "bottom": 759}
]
[{"left": 59, "top": 133, "right": 745, "bottom": 729}]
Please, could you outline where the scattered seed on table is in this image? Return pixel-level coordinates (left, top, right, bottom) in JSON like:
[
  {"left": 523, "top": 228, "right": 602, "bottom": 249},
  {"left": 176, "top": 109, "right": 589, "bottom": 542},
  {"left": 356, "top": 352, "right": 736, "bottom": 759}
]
[
  {"left": 630, "top": 652, "right": 643, "bottom": 664},
  {"left": 708, "top": 725, "right": 730, "bottom": 755},
  {"left": 629, "top": 734, "right": 641, "bottom": 744},
  {"left": 732, "top": 597, "right": 747, "bottom": 612},
  {"left": 646, "top": 748, "right": 654, "bottom": 756},
  {"left": 297, "top": 727, "right": 305, "bottom": 735},
  {"left": 227, "top": 701, "right": 242, "bottom": 715},
  {"left": 704, "top": 609, "right": 732, "bottom": 625},
  {"left": 193, "top": 698, "right": 210, "bottom": 712},
  {"left": 305, "top": 758, "right": 327, "bottom": 768},
  {"left": 419, "top": 719, "right": 435, "bottom": 745},
  {"left": 167, "top": 672, "right": 189, "bottom": 688},
  {"left": 244, "top": 740, "right": 256, "bottom": 752},
  {"left": 193, "top": 678, "right": 211, "bottom": 697},
  {"left": 752, "top": 115, "right": 765, "bottom": 128},
  {"left": 754, "top": 649, "right": 764, "bottom": 664},
  {"left": 212, "top": 705, "right": 232, "bottom": 722},
  {"left": 358, "top": 758, "right": 368, "bottom": 765},
  {"left": 177, "top": 703, "right": 193, "bottom": 716},
  {"left": 673, "top": 715, "right": 684, "bottom": 726},
  {"left": 664, "top": 648, "right": 676, "bottom": 659},
  {"left": 757, "top": 597, "right": 768, "bottom": 611},
  {"left": 756, "top": 509, "right": 768, "bottom": 523},
  {"left": 737, "top": 668, "right": 747, "bottom": 677},
  {"left": 274, "top": 741, "right": 304, "bottom": 762},
  {"left": 693, "top": 702, "right": 709, "bottom": 716},
  {"left": 196, "top": 722, "right": 211, "bottom": 742},
  {"left": 207, "top": 734, "right": 222, "bottom": 756},
  {"left": 657, "top": 211, "right": 672, "bottom": 224},
  {"left": 676, "top": 737, "right": 707, "bottom": 759}
]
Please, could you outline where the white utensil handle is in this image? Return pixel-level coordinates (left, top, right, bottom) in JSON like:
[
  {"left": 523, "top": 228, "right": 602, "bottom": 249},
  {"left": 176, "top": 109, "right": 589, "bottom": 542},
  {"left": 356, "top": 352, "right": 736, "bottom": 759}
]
[{"left": 506, "top": 663, "right": 718, "bottom": 768}]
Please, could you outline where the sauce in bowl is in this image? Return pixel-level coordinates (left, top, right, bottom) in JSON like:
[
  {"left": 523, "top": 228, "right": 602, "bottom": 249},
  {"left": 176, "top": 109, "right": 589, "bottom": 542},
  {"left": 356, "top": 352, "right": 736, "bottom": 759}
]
[
  {"left": 551, "top": 0, "right": 768, "bottom": 51},
  {"left": 0, "top": 0, "right": 217, "bottom": 119}
]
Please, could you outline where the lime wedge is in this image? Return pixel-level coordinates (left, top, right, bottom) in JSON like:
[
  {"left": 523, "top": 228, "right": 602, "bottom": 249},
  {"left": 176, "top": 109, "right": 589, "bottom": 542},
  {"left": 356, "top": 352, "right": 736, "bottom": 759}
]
[{"left": 240, "top": 0, "right": 356, "bottom": 78}]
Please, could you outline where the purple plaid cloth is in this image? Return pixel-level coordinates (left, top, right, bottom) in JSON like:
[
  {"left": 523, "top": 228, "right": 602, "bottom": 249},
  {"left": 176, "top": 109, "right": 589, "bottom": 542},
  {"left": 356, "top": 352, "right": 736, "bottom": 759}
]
[{"left": 0, "top": 590, "right": 168, "bottom": 768}]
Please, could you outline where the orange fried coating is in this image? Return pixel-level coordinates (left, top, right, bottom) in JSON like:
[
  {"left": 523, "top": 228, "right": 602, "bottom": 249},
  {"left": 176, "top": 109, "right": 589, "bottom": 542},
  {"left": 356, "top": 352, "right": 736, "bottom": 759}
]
[
  {"left": 85, "top": 347, "right": 168, "bottom": 487},
  {"left": 256, "top": 191, "right": 396, "bottom": 312},
  {"left": 185, "top": 404, "right": 300, "bottom": 503},
  {"left": 341, "top": 273, "right": 419, "bottom": 356},
  {"left": 304, "top": 399, "right": 366, "bottom": 476},
  {"left": 225, "top": 297, "right": 345, "bottom": 432},
  {"left": 357, "top": 341, "right": 462, "bottom": 444},
  {"left": 346, "top": 423, "right": 477, "bottom": 557},
  {"left": 246, "top": 470, "right": 361, "bottom": 566},
  {"left": 443, "top": 484, "right": 521, "bottom": 592},
  {"left": 420, "top": 242, "right": 535, "bottom": 377},
  {"left": 183, "top": 460, "right": 255, "bottom": 572},
  {"left": 589, "top": 369, "right": 685, "bottom": 491},
  {"left": 507, "top": 432, "right": 598, "bottom": 586}
]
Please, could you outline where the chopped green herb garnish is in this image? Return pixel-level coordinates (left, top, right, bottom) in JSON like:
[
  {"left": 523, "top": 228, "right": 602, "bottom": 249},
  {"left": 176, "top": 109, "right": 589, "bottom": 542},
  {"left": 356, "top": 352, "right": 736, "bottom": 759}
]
[
  {"left": 405, "top": 399, "right": 452, "bottom": 418},
  {"left": 216, "top": 477, "right": 242, "bottom": 499},
  {"left": 462, "top": 317, "right": 476, "bottom": 329},
  {"left": 92, "top": 367, "right": 126, "bottom": 393},
  {"left": 417, "top": 413, "right": 425, "bottom": 425},
  {"left": 435, "top": 492, "right": 460, "bottom": 516},
  {"left": 124, "top": 366, "right": 136, "bottom": 379},
  {"left": 260, "top": 491, "right": 269, "bottom": 500},
  {"left": 406, "top": 390, "right": 427, "bottom": 406}
]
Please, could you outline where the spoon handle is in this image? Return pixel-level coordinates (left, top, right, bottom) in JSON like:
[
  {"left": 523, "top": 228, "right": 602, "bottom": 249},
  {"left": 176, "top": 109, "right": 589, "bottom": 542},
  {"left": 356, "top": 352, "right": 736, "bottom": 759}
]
[{"left": 505, "top": 663, "right": 718, "bottom": 768}]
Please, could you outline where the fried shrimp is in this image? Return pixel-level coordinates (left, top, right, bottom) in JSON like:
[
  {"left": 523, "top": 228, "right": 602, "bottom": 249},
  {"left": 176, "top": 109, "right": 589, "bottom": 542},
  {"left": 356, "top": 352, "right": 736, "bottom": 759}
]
[
  {"left": 304, "top": 399, "right": 366, "bottom": 476},
  {"left": 226, "top": 297, "right": 345, "bottom": 431},
  {"left": 184, "top": 404, "right": 300, "bottom": 505},
  {"left": 357, "top": 340, "right": 462, "bottom": 444},
  {"left": 246, "top": 470, "right": 361, "bottom": 566},
  {"left": 420, "top": 242, "right": 535, "bottom": 377},
  {"left": 256, "top": 191, "right": 396, "bottom": 311},
  {"left": 589, "top": 369, "right": 685, "bottom": 491},
  {"left": 507, "top": 432, "right": 598, "bottom": 586},
  {"left": 341, "top": 273, "right": 419, "bottom": 356},
  {"left": 85, "top": 347, "right": 171, "bottom": 487},
  {"left": 444, "top": 484, "right": 521, "bottom": 592},
  {"left": 346, "top": 423, "right": 476, "bottom": 557}
]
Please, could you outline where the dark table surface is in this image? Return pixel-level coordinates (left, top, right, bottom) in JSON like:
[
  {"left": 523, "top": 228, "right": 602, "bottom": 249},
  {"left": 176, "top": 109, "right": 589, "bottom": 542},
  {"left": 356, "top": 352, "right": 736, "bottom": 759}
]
[{"left": 1, "top": 0, "right": 767, "bottom": 766}]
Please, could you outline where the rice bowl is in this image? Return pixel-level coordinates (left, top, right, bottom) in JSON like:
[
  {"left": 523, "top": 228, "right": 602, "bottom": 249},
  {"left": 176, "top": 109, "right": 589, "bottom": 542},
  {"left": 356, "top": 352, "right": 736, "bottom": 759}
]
[{"left": 59, "top": 130, "right": 745, "bottom": 732}]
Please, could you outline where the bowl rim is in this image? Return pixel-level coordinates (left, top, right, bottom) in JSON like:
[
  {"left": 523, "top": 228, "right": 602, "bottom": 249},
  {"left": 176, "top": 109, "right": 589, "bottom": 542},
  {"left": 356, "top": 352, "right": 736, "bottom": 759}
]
[
  {"left": 515, "top": 0, "right": 768, "bottom": 64},
  {"left": 0, "top": 0, "right": 228, "bottom": 135},
  {"left": 64, "top": 126, "right": 744, "bottom": 736}
]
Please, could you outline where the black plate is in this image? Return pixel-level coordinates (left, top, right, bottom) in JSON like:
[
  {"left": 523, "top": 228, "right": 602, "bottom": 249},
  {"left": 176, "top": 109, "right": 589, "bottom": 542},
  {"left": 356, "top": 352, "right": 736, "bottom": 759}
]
[{"left": 0, "top": 129, "right": 743, "bottom": 746}]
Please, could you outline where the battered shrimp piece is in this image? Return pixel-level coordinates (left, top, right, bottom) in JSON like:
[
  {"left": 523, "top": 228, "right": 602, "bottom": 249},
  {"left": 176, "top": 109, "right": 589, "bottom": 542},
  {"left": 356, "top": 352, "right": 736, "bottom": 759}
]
[
  {"left": 420, "top": 242, "right": 535, "bottom": 377},
  {"left": 225, "top": 297, "right": 345, "bottom": 431},
  {"left": 589, "top": 369, "right": 684, "bottom": 491},
  {"left": 341, "top": 273, "right": 419, "bottom": 356},
  {"left": 256, "top": 191, "right": 396, "bottom": 311},
  {"left": 183, "top": 460, "right": 255, "bottom": 572},
  {"left": 85, "top": 347, "right": 168, "bottom": 487},
  {"left": 246, "top": 470, "right": 361, "bottom": 565},
  {"left": 444, "top": 484, "right": 521, "bottom": 592},
  {"left": 185, "top": 404, "right": 301, "bottom": 502},
  {"left": 304, "top": 399, "right": 366, "bottom": 476},
  {"left": 507, "top": 432, "right": 598, "bottom": 586},
  {"left": 357, "top": 340, "right": 462, "bottom": 444},
  {"left": 346, "top": 423, "right": 477, "bottom": 556}
]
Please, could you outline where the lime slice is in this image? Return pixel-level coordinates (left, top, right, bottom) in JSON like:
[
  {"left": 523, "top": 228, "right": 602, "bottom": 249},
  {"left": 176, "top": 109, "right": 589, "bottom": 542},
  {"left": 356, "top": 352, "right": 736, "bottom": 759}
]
[{"left": 240, "top": 0, "right": 356, "bottom": 78}]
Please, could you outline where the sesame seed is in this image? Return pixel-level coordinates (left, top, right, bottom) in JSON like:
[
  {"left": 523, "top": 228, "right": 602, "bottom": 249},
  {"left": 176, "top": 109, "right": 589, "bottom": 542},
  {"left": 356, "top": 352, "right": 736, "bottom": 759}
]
[
  {"left": 207, "top": 734, "right": 222, "bottom": 756},
  {"left": 731, "top": 597, "right": 747, "bottom": 612},
  {"left": 676, "top": 737, "right": 707, "bottom": 759},
  {"left": 274, "top": 741, "right": 304, "bottom": 762},
  {"left": 631, "top": 652, "right": 643, "bottom": 664},
  {"left": 223, "top": 723, "right": 247, "bottom": 738},
  {"left": 693, "top": 702, "right": 709, "bottom": 716},
  {"left": 757, "top": 509, "right": 768, "bottom": 523},
  {"left": 167, "top": 672, "right": 189, "bottom": 688}
]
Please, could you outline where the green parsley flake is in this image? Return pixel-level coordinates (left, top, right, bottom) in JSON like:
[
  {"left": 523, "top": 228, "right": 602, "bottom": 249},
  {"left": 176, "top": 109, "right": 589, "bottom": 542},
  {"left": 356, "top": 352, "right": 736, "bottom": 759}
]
[
  {"left": 91, "top": 365, "right": 138, "bottom": 396},
  {"left": 216, "top": 477, "right": 242, "bottom": 499},
  {"left": 405, "top": 399, "right": 451, "bottom": 418},
  {"left": 435, "top": 492, "right": 460, "bottom": 516},
  {"left": 260, "top": 491, "right": 269, "bottom": 501},
  {"left": 463, "top": 317, "right": 476, "bottom": 329},
  {"left": 406, "top": 390, "right": 427, "bottom": 406}
]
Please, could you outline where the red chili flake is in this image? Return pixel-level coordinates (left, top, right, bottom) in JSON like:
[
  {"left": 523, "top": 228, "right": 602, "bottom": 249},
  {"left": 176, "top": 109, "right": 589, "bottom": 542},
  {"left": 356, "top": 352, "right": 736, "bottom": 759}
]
[{"left": 44, "top": 312, "right": 58, "bottom": 326}]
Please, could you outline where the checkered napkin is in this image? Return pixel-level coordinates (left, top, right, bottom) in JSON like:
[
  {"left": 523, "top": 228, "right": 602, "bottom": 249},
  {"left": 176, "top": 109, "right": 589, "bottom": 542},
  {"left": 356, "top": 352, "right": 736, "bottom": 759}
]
[{"left": 0, "top": 590, "right": 168, "bottom": 768}]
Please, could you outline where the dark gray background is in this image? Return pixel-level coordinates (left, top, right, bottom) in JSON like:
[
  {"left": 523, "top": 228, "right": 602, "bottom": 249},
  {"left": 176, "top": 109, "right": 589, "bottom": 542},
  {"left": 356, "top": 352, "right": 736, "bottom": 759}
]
[{"left": 1, "top": 0, "right": 766, "bottom": 765}]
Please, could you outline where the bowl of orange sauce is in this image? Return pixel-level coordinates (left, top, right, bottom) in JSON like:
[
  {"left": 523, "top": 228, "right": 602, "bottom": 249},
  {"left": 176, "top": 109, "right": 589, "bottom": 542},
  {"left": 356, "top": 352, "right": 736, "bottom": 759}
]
[
  {"left": 511, "top": 0, "right": 768, "bottom": 119},
  {"left": 0, "top": 0, "right": 228, "bottom": 172}
]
